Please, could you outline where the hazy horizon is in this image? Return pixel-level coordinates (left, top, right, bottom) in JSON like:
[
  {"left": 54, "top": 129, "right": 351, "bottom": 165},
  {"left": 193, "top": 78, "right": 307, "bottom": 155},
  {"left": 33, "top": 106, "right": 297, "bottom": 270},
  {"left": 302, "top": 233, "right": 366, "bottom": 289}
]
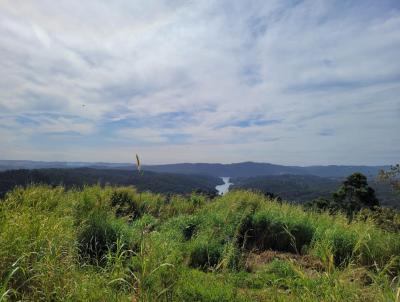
[
  {"left": 1, "top": 1, "right": 399, "bottom": 165},
  {"left": 0, "top": 158, "right": 391, "bottom": 167}
]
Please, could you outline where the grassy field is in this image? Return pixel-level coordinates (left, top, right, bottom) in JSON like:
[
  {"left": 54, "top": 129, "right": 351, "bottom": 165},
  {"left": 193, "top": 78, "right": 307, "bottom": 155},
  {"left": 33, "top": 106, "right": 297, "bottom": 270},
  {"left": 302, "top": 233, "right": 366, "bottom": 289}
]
[{"left": 1, "top": 185, "right": 399, "bottom": 301}]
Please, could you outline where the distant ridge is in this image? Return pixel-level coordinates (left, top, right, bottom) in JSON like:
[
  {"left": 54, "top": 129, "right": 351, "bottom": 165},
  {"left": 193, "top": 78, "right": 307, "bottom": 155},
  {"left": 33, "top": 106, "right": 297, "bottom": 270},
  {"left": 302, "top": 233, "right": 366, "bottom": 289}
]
[
  {"left": 142, "top": 162, "right": 387, "bottom": 178},
  {"left": 0, "top": 160, "right": 388, "bottom": 178}
]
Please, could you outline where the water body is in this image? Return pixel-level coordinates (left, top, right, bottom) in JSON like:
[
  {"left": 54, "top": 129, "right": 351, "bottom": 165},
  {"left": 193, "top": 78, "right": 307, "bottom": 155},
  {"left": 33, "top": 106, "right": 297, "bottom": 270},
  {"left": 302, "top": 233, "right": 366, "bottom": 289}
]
[{"left": 215, "top": 177, "right": 233, "bottom": 195}]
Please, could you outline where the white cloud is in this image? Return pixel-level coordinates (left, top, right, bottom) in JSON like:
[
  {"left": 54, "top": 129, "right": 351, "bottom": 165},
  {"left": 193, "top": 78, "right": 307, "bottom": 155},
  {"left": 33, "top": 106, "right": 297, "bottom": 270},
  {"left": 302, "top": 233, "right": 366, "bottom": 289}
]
[{"left": 0, "top": 0, "right": 399, "bottom": 165}]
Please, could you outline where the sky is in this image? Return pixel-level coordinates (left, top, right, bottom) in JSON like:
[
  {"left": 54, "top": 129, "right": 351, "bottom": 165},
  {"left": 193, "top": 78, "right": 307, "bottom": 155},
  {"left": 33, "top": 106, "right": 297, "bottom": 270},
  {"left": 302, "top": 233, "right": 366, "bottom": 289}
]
[{"left": 0, "top": 0, "right": 399, "bottom": 165}]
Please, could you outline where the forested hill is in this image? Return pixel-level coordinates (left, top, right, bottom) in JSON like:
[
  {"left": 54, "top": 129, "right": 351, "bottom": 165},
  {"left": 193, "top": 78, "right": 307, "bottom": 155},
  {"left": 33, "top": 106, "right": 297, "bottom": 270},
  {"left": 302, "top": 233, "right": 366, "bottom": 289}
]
[
  {"left": 232, "top": 174, "right": 400, "bottom": 208},
  {"left": 143, "top": 162, "right": 387, "bottom": 178},
  {"left": 0, "top": 160, "right": 387, "bottom": 178},
  {"left": 0, "top": 168, "right": 222, "bottom": 198}
]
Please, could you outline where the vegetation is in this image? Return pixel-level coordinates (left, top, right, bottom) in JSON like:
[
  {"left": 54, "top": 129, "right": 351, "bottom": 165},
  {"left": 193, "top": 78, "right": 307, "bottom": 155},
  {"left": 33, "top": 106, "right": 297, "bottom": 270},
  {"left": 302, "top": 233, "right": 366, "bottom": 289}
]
[
  {"left": 1, "top": 185, "right": 399, "bottom": 301},
  {"left": 305, "top": 173, "right": 379, "bottom": 219},
  {"left": 379, "top": 164, "right": 400, "bottom": 193},
  {"left": 356, "top": 207, "right": 400, "bottom": 233},
  {"left": 234, "top": 174, "right": 399, "bottom": 208},
  {"left": 0, "top": 168, "right": 221, "bottom": 199},
  {"left": 232, "top": 174, "right": 338, "bottom": 202},
  {"left": 3, "top": 168, "right": 398, "bottom": 208},
  {"left": 332, "top": 173, "right": 379, "bottom": 220}
]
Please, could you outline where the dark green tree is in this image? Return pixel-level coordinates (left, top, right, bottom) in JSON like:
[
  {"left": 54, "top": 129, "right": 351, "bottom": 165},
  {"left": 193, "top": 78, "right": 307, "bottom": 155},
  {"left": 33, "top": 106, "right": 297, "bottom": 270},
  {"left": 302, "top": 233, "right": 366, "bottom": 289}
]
[{"left": 332, "top": 173, "right": 379, "bottom": 221}]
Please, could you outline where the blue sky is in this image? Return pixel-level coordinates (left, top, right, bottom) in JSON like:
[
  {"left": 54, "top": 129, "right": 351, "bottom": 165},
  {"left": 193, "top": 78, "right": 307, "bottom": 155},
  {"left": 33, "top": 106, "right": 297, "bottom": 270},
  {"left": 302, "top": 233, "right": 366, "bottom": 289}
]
[{"left": 0, "top": 0, "right": 399, "bottom": 165}]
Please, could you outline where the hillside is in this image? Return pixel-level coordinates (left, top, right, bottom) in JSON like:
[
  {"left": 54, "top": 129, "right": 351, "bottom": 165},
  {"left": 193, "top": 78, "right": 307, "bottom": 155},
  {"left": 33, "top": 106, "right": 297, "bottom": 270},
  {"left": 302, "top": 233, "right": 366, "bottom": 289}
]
[
  {"left": 0, "top": 168, "right": 221, "bottom": 198},
  {"left": 0, "top": 160, "right": 388, "bottom": 178},
  {"left": 142, "top": 162, "right": 388, "bottom": 178},
  {"left": 1, "top": 185, "right": 399, "bottom": 301},
  {"left": 2, "top": 168, "right": 398, "bottom": 209},
  {"left": 232, "top": 174, "right": 400, "bottom": 208}
]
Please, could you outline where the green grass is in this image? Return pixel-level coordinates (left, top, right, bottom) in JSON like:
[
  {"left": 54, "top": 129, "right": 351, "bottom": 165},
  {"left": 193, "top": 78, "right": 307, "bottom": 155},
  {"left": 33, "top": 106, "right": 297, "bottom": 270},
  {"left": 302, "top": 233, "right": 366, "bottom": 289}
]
[{"left": 0, "top": 185, "right": 399, "bottom": 301}]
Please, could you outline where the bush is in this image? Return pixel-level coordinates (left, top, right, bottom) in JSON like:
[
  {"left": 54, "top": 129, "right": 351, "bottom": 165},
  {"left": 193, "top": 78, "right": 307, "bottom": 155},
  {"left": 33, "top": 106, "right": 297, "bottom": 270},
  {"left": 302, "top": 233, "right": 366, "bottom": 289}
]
[
  {"left": 74, "top": 186, "right": 134, "bottom": 264},
  {"left": 188, "top": 238, "right": 224, "bottom": 269},
  {"left": 77, "top": 212, "right": 132, "bottom": 264},
  {"left": 356, "top": 207, "right": 400, "bottom": 232},
  {"left": 242, "top": 211, "right": 315, "bottom": 254},
  {"left": 110, "top": 187, "right": 140, "bottom": 219},
  {"left": 329, "top": 230, "right": 357, "bottom": 266}
]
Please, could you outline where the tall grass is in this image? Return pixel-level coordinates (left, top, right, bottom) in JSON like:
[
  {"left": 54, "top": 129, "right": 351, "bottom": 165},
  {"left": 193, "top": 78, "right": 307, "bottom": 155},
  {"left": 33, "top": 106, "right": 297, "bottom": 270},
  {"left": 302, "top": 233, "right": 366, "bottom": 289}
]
[{"left": 0, "top": 186, "right": 399, "bottom": 301}]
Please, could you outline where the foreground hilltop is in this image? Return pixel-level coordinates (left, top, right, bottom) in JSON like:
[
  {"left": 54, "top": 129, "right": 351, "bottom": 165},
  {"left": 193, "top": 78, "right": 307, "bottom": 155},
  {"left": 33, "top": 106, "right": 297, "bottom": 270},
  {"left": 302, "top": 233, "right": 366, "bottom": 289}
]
[{"left": 1, "top": 185, "right": 399, "bottom": 301}]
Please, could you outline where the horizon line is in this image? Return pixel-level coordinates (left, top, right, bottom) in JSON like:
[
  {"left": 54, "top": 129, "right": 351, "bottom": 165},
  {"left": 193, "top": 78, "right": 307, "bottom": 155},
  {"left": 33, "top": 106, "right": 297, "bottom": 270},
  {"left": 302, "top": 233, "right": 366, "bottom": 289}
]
[{"left": 0, "top": 159, "right": 391, "bottom": 168}]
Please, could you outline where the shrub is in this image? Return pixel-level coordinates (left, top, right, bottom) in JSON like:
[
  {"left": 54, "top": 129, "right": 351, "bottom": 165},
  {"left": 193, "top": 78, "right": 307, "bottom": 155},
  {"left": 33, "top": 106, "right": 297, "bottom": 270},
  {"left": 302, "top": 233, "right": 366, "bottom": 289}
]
[
  {"left": 356, "top": 207, "right": 400, "bottom": 233},
  {"left": 74, "top": 186, "right": 134, "bottom": 264},
  {"left": 110, "top": 187, "right": 140, "bottom": 219},
  {"left": 330, "top": 230, "right": 357, "bottom": 266},
  {"left": 188, "top": 239, "right": 224, "bottom": 269},
  {"left": 242, "top": 211, "right": 315, "bottom": 254},
  {"left": 77, "top": 212, "right": 132, "bottom": 264}
]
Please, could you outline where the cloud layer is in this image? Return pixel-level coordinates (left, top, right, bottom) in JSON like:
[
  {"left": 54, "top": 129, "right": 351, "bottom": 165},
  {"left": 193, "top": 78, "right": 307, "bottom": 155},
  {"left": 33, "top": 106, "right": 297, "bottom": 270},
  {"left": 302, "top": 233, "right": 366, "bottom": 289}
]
[{"left": 0, "top": 0, "right": 399, "bottom": 165}]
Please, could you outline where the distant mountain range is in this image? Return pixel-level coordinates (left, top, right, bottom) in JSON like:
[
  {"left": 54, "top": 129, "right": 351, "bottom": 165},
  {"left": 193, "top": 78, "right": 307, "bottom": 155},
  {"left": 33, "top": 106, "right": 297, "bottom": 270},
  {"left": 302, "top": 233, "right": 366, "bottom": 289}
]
[
  {"left": 0, "top": 160, "right": 389, "bottom": 178},
  {"left": 143, "top": 162, "right": 388, "bottom": 178},
  {"left": 0, "top": 160, "right": 131, "bottom": 171}
]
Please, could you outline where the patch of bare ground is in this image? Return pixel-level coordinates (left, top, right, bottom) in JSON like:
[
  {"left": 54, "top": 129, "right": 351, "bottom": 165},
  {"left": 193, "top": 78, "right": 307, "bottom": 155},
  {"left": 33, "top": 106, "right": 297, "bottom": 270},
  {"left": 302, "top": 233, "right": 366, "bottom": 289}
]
[{"left": 245, "top": 250, "right": 325, "bottom": 275}]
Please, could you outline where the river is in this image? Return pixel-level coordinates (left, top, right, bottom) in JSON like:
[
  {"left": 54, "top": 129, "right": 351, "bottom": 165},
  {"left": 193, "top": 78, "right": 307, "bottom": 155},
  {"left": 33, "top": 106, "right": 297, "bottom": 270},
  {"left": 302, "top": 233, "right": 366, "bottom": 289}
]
[{"left": 215, "top": 177, "right": 233, "bottom": 195}]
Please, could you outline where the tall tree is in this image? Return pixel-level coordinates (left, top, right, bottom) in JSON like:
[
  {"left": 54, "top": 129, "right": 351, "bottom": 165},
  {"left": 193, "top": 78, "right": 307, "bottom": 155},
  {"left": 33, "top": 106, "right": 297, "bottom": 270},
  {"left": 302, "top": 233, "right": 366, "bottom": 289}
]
[{"left": 333, "top": 173, "right": 379, "bottom": 220}]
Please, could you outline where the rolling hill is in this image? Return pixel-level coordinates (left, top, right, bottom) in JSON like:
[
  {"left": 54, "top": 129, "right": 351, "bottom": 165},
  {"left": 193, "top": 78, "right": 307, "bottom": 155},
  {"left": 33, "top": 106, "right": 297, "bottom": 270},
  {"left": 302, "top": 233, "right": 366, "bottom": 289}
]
[
  {"left": 231, "top": 174, "right": 399, "bottom": 208},
  {"left": 0, "top": 160, "right": 388, "bottom": 178},
  {"left": 0, "top": 168, "right": 222, "bottom": 198}
]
